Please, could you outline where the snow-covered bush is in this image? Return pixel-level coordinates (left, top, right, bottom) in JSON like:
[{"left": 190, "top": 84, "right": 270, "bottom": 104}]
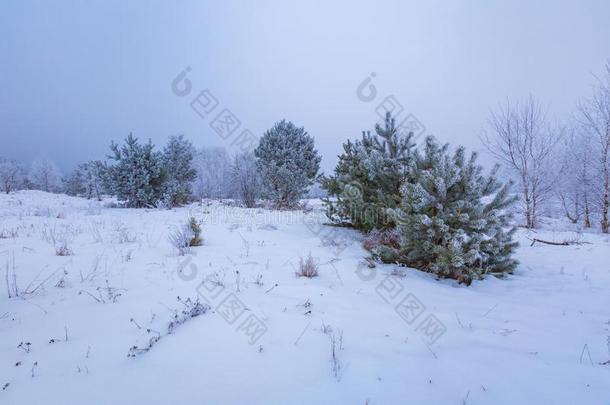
[
  {"left": 127, "top": 296, "right": 209, "bottom": 357},
  {"left": 113, "top": 222, "right": 137, "bottom": 244},
  {"left": 255, "top": 120, "right": 321, "bottom": 208},
  {"left": 362, "top": 228, "right": 401, "bottom": 263},
  {"left": 168, "top": 225, "right": 191, "bottom": 256},
  {"left": 105, "top": 133, "right": 164, "bottom": 207},
  {"left": 388, "top": 136, "right": 518, "bottom": 284},
  {"left": 188, "top": 217, "right": 203, "bottom": 247},
  {"left": 41, "top": 223, "right": 77, "bottom": 256},
  {"left": 168, "top": 217, "right": 202, "bottom": 255},
  {"left": 321, "top": 112, "right": 415, "bottom": 231},
  {"left": 231, "top": 151, "right": 260, "bottom": 208},
  {"left": 296, "top": 253, "right": 319, "bottom": 278},
  {"left": 161, "top": 135, "right": 196, "bottom": 206}
]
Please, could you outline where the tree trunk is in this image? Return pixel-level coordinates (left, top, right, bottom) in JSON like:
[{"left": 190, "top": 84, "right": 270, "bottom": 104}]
[
  {"left": 602, "top": 152, "right": 609, "bottom": 233},
  {"left": 584, "top": 193, "right": 592, "bottom": 228}
]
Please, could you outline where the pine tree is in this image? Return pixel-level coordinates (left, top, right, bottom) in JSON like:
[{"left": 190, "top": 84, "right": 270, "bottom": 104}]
[
  {"left": 321, "top": 112, "right": 415, "bottom": 231},
  {"left": 162, "top": 135, "right": 196, "bottom": 206},
  {"left": 106, "top": 133, "right": 164, "bottom": 207},
  {"left": 255, "top": 120, "right": 321, "bottom": 208},
  {"left": 64, "top": 160, "right": 106, "bottom": 199},
  {"left": 63, "top": 166, "right": 86, "bottom": 197},
  {"left": 388, "top": 136, "right": 518, "bottom": 284}
]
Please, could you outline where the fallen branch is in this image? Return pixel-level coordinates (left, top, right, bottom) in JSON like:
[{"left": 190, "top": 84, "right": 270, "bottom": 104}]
[{"left": 529, "top": 238, "right": 591, "bottom": 247}]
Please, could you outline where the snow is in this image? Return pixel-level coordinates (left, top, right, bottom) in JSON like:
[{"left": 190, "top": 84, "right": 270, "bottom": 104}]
[{"left": 0, "top": 191, "right": 609, "bottom": 404}]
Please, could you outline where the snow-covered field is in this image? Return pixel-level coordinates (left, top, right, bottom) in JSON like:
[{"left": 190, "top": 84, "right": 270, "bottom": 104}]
[{"left": 0, "top": 191, "right": 609, "bottom": 404}]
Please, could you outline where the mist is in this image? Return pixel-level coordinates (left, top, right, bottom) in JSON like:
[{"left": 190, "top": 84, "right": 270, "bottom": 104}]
[{"left": 1, "top": 0, "right": 609, "bottom": 173}]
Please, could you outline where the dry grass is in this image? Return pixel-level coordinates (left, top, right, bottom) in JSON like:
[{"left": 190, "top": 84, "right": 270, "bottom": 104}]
[{"left": 296, "top": 253, "right": 319, "bottom": 278}]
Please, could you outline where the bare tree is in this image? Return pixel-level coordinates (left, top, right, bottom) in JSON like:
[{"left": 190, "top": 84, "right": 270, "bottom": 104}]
[
  {"left": 556, "top": 127, "right": 594, "bottom": 227},
  {"left": 0, "top": 158, "right": 23, "bottom": 194},
  {"left": 482, "top": 96, "right": 562, "bottom": 228},
  {"left": 193, "top": 147, "right": 232, "bottom": 199},
  {"left": 29, "top": 158, "right": 61, "bottom": 192},
  {"left": 577, "top": 63, "right": 610, "bottom": 233},
  {"left": 230, "top": 151, "right": 260, "bottom": 208}
]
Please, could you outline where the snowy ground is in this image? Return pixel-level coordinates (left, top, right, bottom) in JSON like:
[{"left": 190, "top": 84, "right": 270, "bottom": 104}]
[{"left": 0, "top": 191, "right": 609, "bottom": 404}]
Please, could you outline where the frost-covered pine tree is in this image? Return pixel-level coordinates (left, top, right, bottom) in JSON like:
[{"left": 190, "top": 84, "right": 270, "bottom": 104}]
[
  {"left": 63, "top": 166, "right": 86, "bottom": 197},
  {"left": 321, "top": 112, "right": 415, "bottom": 231},
  {"left": 162, "top": 135, "right": 196, "bottom": 206},
  {"left": 255, "top": 120, "right": 321, "bottom": 208},
  {"left": 388, "top": 136, "right": 518, "bottom": 284},
  {"left": 0, "top": 158, "right": 24, "bottom": 194},
  {"left": 64, "top": 161, "right": 106, "bottom": 200},
  {"left": 106, "top": 133, "right": 164, "bottom": 207}
]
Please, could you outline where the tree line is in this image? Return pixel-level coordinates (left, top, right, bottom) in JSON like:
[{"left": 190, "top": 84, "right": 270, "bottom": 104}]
[
  {"left": 1, "top": 61, "right": 608, "bottom": 284},
  {"left": 0, "top": 121, "right": 322, "bottom": 209}
]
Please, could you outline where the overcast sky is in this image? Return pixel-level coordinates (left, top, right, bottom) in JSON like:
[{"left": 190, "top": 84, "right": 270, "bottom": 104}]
[{"left": 1, "top": 0, "right": 609, "bottom": 174}]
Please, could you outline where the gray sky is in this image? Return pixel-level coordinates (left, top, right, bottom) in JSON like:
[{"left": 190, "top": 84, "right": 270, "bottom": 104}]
[{"left": 1, "top": 0, "right": 609, "bottom": 174}]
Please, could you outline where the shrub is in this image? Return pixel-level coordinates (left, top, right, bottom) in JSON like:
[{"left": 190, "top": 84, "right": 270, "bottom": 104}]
[
  {"left": 55, "top": 243, "right": 73, "bottom": 256},
  {"left": 362, "top": 229, "right": 401, "bottom": 263},
  {"left": 296, "top": 253, "right": 319, "bottom": 278},
  {"left": 169, "top": 217, "right": 202, "bottom": 255},
  {"left": 188, "top": 217, "right": 203, "bottom": 247}
]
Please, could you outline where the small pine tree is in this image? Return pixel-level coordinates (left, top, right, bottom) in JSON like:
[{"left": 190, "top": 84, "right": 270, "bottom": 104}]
[
  {"left": 162, "top": 135, "right": 196, "bottom": 206},
  {"left": 106, "top": 133, "right": 165, "bottom": 207},
  {"left": 188, "top": 217, "right": 203, "bottom": 246},
  {"left": 63, "top": 167, "right": 86, "bottom": 197},
  {"left": 321, "top": 112, "right": 415, "bottom": 231},
  {"left": 64, "top": 161, "right": 106, "bottom": 200},
  {"left": 389, "top": 136, "right": 518, "bottom": 284},
  {"left": 255, "top": 120, "right": 321, "bottom": 208}
]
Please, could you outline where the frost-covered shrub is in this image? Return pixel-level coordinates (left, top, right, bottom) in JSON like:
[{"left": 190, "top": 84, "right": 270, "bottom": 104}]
[
  {"left": 0, "top": 227, "right": 19, "bottom": 239},
  {"left": 362, "top": 228, "right": 401, "bottom": 263},
  {"left": 42, "top": 223, "right": 77, "bottom": 256},
  {"left": 321, "top": 112, "right": 415, "bottom": 232},
  {"left": 113, "top": 223, "right": 137, "bottom": 244},
  {"left": 296, "top": 253, "right": 319, "bottom": 278},
  {"left": 255, "top": 120, "right": 321, "bottom": 209},
  {"left": 188, "top": 217, "right": 203, "bottom": 247},
  {"left": 55, "top": 243, "right": 73, "bottom": 256},
  {"left": 168, "top": 225, "right": 192, "bottom": 256},
  {"left": 388, "top": 136, "right": 518, "bottom": 284},
  {"left": 169, "top": 217, "right": 202, "bottom": 255}
]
